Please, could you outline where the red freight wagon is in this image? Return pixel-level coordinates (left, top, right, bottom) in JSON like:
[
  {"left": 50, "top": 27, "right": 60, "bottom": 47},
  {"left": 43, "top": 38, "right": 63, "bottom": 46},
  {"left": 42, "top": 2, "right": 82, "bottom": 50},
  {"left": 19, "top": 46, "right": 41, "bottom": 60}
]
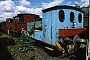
[
  {"left": 6, "top": 18, "right": 13, "bottom": 31},
  {"left": 13, "top": 13, "right": 40, "bottom": 32}
]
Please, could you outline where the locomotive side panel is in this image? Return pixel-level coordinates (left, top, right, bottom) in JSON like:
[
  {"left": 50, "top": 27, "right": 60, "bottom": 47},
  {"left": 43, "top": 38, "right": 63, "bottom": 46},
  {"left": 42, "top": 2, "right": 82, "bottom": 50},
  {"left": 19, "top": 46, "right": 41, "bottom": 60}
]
[
  {"left": 34, "top": 31, "right": 42, "bottom": 41},
  {"left": 42, "top": 11, "right": 55, "bottom": 45}
]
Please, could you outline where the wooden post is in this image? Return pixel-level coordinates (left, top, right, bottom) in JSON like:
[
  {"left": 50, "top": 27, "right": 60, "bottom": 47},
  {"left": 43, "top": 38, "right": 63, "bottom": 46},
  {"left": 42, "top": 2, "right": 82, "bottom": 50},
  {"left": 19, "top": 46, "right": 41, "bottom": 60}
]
[{"left": 8, "top": 29, "right": 9, "bottom": 35}]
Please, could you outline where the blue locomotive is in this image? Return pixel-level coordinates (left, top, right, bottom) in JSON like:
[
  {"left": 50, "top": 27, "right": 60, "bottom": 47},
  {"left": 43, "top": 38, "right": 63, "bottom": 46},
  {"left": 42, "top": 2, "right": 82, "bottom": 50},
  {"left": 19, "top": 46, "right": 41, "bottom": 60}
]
[{"left": 23, "top": 5, "right": 87, "bottom": 55}]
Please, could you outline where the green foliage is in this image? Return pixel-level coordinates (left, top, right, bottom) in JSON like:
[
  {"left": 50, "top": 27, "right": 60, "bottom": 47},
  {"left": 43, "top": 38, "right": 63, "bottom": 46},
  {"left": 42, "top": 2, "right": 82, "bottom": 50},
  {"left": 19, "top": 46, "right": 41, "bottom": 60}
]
[
  {"left": 12, "top": 34, "right": 35, "bottom": 52},
  {"left": 26, "top": 50, "right": 36, "bottom": 60}
]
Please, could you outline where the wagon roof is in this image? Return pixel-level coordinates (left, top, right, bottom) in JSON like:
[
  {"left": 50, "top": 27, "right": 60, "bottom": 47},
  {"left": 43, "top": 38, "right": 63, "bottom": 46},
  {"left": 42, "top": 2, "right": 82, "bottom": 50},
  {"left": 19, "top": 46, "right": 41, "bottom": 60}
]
[
  {"left": 17, "top": 13, "right": 38, "bottom": 16},
  {"left": 42, "top": 5, "right": 84, "bottom": 13}
]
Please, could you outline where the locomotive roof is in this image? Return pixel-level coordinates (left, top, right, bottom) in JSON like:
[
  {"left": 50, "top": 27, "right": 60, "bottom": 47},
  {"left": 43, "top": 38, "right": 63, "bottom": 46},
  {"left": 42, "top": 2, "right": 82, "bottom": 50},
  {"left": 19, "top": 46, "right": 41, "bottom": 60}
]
[{"left": 42, "top": 5, "right": 84, "bottom": 13}]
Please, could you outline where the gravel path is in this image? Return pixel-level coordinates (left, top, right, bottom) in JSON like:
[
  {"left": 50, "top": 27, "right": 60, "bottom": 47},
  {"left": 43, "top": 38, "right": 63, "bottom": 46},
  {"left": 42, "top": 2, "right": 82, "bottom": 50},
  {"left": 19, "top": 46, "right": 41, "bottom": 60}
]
[{"left": 34, "top": 46, "right": 65, "bottom": 60}]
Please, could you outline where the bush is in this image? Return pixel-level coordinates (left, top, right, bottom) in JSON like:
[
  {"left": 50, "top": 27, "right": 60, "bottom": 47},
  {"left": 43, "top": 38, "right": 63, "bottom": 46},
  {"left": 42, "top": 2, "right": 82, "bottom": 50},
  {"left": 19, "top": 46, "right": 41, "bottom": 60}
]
[{"left": 12, "top": 34, "right": 35, "bottom": 52}]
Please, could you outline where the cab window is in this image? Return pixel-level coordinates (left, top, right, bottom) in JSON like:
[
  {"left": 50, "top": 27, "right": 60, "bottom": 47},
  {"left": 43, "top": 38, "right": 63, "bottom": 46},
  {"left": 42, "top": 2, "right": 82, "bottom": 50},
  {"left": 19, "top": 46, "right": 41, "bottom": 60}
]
[
  {"left": 70, "top": 12, "right": 74, "bottom": 23},
  {"left": 59, "top": 10, "right": 65, "bottom": 22},
  {"left": 78, "top": 13, "right": 82, "bottom": 23}
]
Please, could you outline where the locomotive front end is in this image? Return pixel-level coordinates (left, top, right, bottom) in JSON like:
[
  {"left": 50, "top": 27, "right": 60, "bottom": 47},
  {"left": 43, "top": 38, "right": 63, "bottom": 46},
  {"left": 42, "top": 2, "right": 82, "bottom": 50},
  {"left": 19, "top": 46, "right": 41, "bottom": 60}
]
[{"left": 57, "top": 6, "right": 87, "bottom": 55}]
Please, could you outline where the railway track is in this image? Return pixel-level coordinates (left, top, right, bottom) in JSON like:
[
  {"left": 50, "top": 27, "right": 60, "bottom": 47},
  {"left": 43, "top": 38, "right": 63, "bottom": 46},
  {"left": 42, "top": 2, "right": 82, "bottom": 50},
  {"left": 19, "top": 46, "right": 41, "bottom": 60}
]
[{"left": 11, "top": 45, "right": 29, "bottom": 60}]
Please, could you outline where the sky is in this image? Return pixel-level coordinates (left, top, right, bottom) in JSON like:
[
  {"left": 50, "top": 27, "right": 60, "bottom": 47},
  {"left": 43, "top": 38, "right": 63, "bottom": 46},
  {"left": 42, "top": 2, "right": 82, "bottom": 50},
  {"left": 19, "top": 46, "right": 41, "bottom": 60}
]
[{"left": 0, "top": 0, "right": 89, "bottom": 22}]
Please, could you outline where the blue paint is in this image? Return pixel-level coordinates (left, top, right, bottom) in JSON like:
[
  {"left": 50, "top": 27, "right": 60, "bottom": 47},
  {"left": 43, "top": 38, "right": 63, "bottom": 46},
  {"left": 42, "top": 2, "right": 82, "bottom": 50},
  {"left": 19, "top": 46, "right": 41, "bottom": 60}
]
[
  {"left": 42, "top": 7, "right": 84, "bottom": 46},
  {"left": 34, "top": 31, "right": 42, "bottom": 41}
]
